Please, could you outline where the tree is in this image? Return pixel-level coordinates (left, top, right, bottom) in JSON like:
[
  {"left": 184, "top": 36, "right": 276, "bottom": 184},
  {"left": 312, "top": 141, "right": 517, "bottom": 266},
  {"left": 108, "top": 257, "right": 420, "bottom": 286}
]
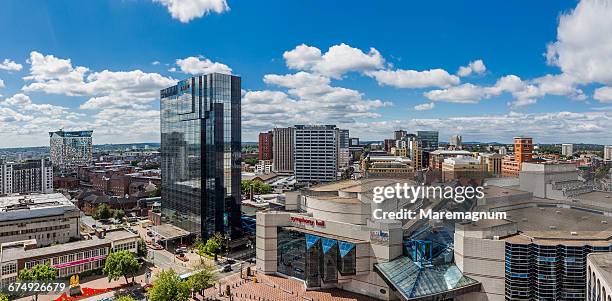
[
  {"left": 18, "top": 264, "right": 57, "bottom": 301},
  {"left": 93, "top": 204, "right": 112, "bottom": 220},
  {"left": 204, "top": 238, "right": 221, "bottom": 260},
  {"left": 147, "top": 270, "right": 190, "bottom": 301},
  {"left": 595, "top": 166, "right": 610, "bottom": 179},
  {"left": 186, "top": 264, "right": 217, "bottom": 297},
  {"left": 115, "top": 295, "right": 136, "bottom": 301},
  {"left": 137, "top": 239, "right": 148, "bottom": 258},
  {"left": 103, "top": 250, "right": 140, "bottom": 285},
  {"left": 0, "top": 293, "right": 8, "bottom": 301},
  {"left": 241, "top": 179, "right": 273, "bottom": 196},
  {"left": 113, "top": 209, "right": 125, "bottom": 221},
  {"left": 243, "top": 157, "right": 258, "bottom": 166}
]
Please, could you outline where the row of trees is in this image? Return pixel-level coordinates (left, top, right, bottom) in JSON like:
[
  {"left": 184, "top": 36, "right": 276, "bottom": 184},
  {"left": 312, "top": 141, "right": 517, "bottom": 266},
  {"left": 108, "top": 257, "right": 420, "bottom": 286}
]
[
  {"left": 147, "top": 265, "right": 216, "bottom": 301},
  {"left": 92, "top": 203, "right": 125, "bottom": 221}
]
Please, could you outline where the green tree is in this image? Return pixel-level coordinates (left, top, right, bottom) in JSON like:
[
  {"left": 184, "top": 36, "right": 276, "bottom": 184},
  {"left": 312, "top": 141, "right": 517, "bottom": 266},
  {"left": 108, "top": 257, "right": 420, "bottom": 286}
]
[
  {"left": 93, "top": 204, "right": 112, "bottom": 220},
  {"left": 241, "top": 179, "right": 273, "bottom": 195},
  {"left": 148, "top": 185, "right": 161, "bottom": 197},
  {"left": 113, "top": 209, "right": 125, "bottom": 221},
  {"left": 18, "top": 264, "right": 58, "bottom": 301},
  {"left": 595, "top": 166, "right": 610, "bottom": 179},
  {"left": 243, "top": 157, "right": 258, "bottom": 165},
  {"left": 204, "top": 238, "right": 221, "bottom": 260},
  {"left": 186, "top": 264, "right": 217, "bottom": 297},
  {"left": 137, "top": 239, "right": 148, "bottom": 258},
  {"left": 0, "top": 293, "right": 8, "bottom": 301},
  {"left": 103, "top": 250, "right": 140, "bottom": 285},
  {"left": 147, "top": 270, "right": 190, "bottom": 301},
  {"left": 115, "top": 295, "right": 137, "bottom": 301}
]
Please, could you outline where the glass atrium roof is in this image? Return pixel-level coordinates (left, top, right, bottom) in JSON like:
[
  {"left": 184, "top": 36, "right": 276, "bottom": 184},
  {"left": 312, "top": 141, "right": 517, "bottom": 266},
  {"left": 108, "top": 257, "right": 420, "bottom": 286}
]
[{"left": 375, "top": 256, "right": 480, "bottom": 301}]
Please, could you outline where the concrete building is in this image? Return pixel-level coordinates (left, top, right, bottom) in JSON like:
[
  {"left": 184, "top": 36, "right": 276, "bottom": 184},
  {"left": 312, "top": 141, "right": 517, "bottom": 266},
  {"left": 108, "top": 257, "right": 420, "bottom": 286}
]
[
  {"left": 409, "top": 139, "right": 423, "bottom": 169},
  {"left": 363, "top": 155, "right": 412, "bottom": 177},
  {"left": 587, "top": 253, "right": 612, "bottom": 301},
  {"left": 604, "top": 145, "right": 612, "bottom": 162},
  {"left": 258, "top": 131, "right": 273, "bottom": 161},
  {"left": 562, "top": 143, "right": 574, "bottom": 157},
  {"left": 272, "top": 127, "right": 294, "bottom": 175},
  {"left": 394, "top": 130, "right": 407, "bottom": 140},
  {"left": 257, "top": 179, "right": 480, "bottom": 301},
  {"left": 450, "top": 135, "right": 462, "bottom": 148},
  {"left": 383, "top": 139, "right": 396, "bottom": 154},
  {"left": 479, "top": 153, "right": 503, "bottom": 176},
  {"left": 0, "top": 159, "right": 53, "bottom": 196},
  {"left": 49, "top": 130, "right": 93, "bottom": 174},
  {"left": 0, "top": 193, "right": 80, "bottom": 246},
  {"left": 441, "top": 156, "right": 487, "bottom": 183},
  {"left": 428, "top": 150, "right": 473, "bottom": 170},
  {"left": 456, "top": 195, "right": 612, "bottom": 301},
  {"left": 293, "top": 125, "right": 339, "bottom": 183},
  {"left": 0, "top": 229, "right": 138, "bottom": 286},
  {"left": 416, "top": 131, "right": 439, "bottom": 151},
  {"left": 519, "top": 162, "right": 592, "bottom": 199}
]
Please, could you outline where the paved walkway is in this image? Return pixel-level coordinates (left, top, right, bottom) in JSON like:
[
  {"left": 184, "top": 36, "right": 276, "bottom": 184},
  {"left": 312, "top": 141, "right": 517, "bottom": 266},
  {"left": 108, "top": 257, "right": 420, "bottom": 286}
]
[{"left": 199, "top": 271, "right": 379, "bottom": 301}]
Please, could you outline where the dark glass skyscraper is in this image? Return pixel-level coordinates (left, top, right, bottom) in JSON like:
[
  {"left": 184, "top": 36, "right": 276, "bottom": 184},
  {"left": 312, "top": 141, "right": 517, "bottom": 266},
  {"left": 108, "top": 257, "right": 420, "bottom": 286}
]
[{"left": 160, "top": 73, "right": 241, "bottom": 238}]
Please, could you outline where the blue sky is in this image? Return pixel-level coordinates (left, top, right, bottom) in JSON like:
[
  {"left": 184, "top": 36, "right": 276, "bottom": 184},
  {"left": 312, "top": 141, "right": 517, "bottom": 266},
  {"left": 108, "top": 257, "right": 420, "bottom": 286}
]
[{"left": 0, "top": 0, "right": 611, "bottom": 147}]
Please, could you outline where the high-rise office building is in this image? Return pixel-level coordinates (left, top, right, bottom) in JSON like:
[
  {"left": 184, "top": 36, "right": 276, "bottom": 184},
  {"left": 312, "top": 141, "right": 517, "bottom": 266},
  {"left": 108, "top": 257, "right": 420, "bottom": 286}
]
[
  {"left": 562, "top": 143, "right": 574, "bottom": 156},
  {"left": 0, "top": 159, "right": 53, "bottom": 195},
  {"left": 417, "top": 131, "right": 439, "bottom": 151},
  {"left": 258, "top": 131, "right": 273, "bottom": 161},
  {"left": 338, "top": 129, "right": 350, "bottom": 169},
  {"left": 272, "top": 127, "right": 294, "bottom": 175},
  {"left": 160, "top": 73, "right": 241, "bottom": 238},
  {"left": 513, "top": 137, "right": 533, "bottom": 163},
  {"left": 450, "top": 135, "right": 462, "bottom": 147},
  {"left": 49, "top": 130, "right": 93, "bottom": 174},
  {"left": 294, "top": 125, "right": 339, "bottom": 183}
]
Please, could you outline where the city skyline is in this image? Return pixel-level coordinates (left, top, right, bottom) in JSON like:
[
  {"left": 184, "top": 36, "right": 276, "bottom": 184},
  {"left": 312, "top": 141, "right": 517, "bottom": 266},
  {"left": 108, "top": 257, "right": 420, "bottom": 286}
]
[{"left": 0, "top": 0, "right": 611, "bottom": 147}]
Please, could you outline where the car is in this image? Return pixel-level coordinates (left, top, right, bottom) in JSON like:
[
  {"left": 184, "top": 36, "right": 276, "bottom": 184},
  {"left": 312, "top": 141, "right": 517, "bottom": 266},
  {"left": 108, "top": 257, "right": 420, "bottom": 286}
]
[
  {"left": 246, "top": 258, "right": 255, "bottom": 264},
  {"left": 146, "top": 231, "right": 153, "bottom": 237},
  {"left": 175, "top": 249, "right": 185, "bottom": 255},
  {"left": 225, "top": 259, "right": 236, "bottom": 264},
  {"left": 222, "top": 264, "right": 232, "bottom": 272}
]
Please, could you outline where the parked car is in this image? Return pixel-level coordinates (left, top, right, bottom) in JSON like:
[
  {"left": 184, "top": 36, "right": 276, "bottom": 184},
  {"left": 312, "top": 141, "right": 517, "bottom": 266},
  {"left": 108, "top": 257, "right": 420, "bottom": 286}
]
[{"left": 222, "top": 265, "right": 232, "bottom": 272}]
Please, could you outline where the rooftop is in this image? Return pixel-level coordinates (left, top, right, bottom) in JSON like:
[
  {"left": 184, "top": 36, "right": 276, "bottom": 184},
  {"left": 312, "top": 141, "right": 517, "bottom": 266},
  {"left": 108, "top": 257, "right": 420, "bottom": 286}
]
[
  {"left": 588, "top": 253, "right": 612, "bottom": 289},
  {"left": 0, "top": 193, "right": 78, "bottom": 222}
]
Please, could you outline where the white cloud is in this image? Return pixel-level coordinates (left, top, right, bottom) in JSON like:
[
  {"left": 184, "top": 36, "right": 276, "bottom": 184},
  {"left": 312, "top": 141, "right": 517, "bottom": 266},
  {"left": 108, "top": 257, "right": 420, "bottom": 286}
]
[
  {"left": 152, "top": 61, "right": 160, "bottom": 65},
  {"left": 283, "top": 43, "right": 384, "bottom": 78},
  {"left": 414, "top": 102, "right": 435, "bottom": 111},
  {"left": 242, "top": 71, "right": 392, "bottom": 136},
  {"left": 0, "top": 59, "right": 22, "bottom": 72},
  {"left": 152, "top": 0, "right": 229, "bottom": 23},
  {"left": 457, "top": 59, "right": 486, "bottom": 77},
  {"left": 173, "top": 56, "right": 232, "bottom": 75},
  {"left": 546, "top": 0, "right": 612, "bottom": 85},
  {"left": 22, "top": 51, "right": 176, "bottom": 110},
  {"left": 424, "top": 74, "right": 585, "bottom": 106},
  {"left": 0, "top": 79, "right": 4, "bottom": 88},
  {"left": 594, "top": 87, "right": 612, "bottom": 103},
  {"left": 368, "top": 69, "right": 460, "bottom": 89}
]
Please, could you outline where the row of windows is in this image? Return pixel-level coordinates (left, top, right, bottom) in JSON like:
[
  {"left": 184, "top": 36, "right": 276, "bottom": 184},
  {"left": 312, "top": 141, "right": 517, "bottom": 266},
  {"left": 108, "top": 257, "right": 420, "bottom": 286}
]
[
  {"left": 25, "top": 247, "right": 109, "bottom": 269},
  {"left": 0, "top": 224, "right": 70, "bottom": 237},
  {"left": 113, "top": 241, "right": 136, "bottom": 252}
]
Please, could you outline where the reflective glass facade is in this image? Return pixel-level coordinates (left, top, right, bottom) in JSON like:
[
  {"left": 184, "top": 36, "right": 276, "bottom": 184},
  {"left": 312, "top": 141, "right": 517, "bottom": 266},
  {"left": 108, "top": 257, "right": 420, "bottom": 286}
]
[
  {"left": 276, "top": 228, "right": 356, "bottom": 288},
  {"left": 160, "top": 73, "right": 241, "bottom": 238}
]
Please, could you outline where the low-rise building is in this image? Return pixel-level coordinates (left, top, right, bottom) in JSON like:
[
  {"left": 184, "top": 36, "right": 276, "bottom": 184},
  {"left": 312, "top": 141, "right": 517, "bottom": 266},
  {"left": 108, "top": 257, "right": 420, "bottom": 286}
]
[
  {"left": 441, "top": 156, "right": 487, "bottom": 183},
  {"left": 0, "top": 229, "right": 138, "bottom": 286},
  {"left": 587, "top": 253, "right": 612, "bottom": 301},
  {"left": 0, "top": 193, "right": 80, "bottom": 246},
  {"left": 478, "top": 153, "right": 503, "bottom": 176},
  {"left": 428, "top": 150, "right": 473, "bottom": 170}
]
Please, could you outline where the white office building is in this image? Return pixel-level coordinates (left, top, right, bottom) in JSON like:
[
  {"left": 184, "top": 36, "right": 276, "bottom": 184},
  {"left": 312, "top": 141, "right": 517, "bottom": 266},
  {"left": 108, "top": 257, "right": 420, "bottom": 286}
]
[
  {"left": 562, "top": 143, "right": 574, "bottom": 156},
  {"left": 294, "top": 125, "right": 339, "bottom": 183},
  {"left": 0, "top": 159, "right": 53, "bottom": 196}
]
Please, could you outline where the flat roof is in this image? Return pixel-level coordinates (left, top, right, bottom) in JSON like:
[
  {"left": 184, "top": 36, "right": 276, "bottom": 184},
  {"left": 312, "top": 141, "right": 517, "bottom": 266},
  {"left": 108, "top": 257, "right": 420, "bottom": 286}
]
[
  {"left": 309, "top": 178, "right": 416, "bottom": 194},
  {"left": 152, "top": 223, "right": 191, "bottom": 240},
  {"left": 588, "top": 253, "right": 612, "bottom": 289},
  {"left": 282, "top": 226, "right": 365, "bottom": 244},
  {"left": 0, "top": 193, "right": 77, "bottom": 222},
  {"left": 1, "top": 239, "right": 109, "bottom": 262}
]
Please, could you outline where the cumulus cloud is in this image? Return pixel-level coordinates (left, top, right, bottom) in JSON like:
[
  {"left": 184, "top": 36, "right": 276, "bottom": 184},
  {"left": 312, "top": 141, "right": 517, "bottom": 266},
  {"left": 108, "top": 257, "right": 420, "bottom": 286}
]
[
  {"left": 457, "top": 59, "right": 486, "bottom": 77},
  {"left": 367, "top": 68, "right": 460, "bottom": 89},
  {"left": 283, "top": 43, "right": 384, "bottom": 78},
  {"left": 22, "top": 51, "right": 176, "bottom": 110},
  {"left": 152, "top": 0, "right": 229, "bottom": 23},
  {"left": 242, "top": 71, "right": 392, "bottom": 136},
  {"left": 173, "top": 56, "right": 232, "bottom": 75},
  {"left": 0, "top": 59, "right": 23, "bottom": 71},
  {"left": 594, "top": 87, "right": 612, "bottom": 103},
  {"left": 546, "top": 0, "right": 612, "bottom": 85},
  {"left": 414, "top": 102, "right": 435, "bottom": 111},
  {"left": 424, "top": 74, "right": 585, "bottom": 106}
]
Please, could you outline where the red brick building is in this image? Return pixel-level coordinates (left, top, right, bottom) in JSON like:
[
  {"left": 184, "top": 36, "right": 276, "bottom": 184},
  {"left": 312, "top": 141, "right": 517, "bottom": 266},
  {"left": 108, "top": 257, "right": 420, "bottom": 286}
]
[{"left": 259, "top": 131, "right": 273, "bottom": 160}]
